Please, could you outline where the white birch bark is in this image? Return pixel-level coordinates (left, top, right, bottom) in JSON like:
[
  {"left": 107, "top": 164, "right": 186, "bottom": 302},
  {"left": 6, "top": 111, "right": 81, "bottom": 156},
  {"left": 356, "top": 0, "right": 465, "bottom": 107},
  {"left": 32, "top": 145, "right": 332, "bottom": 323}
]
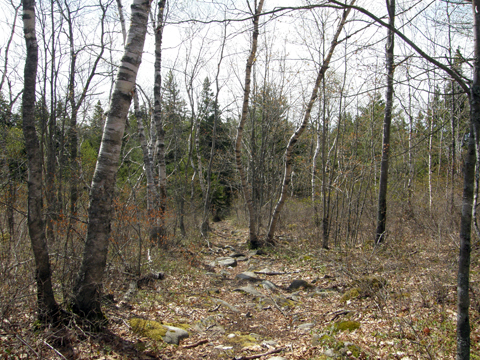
[{"left": 72, "top": 0, "right": 152, "bottom": 322}]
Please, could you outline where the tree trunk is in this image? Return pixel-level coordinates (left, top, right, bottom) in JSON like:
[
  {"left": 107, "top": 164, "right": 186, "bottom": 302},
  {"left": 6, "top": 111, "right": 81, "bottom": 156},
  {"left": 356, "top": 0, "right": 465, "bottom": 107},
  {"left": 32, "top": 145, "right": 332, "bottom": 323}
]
[
  {"left": 72, "top": 0, "right": 152, "bottom": 323},
  {"left": 375, "top": 0, "right": 395, "bottom": 244},
  {"left": 267, "top": 2, "right": 354, "bottom": 243},
  {"left": 235, "top": 0, "right": 264, "bottom": 249},
  {"left": 153, "top": 0, "right": 167, "bottom": 241},
  {"left": 22, "top": 0, "right": 59, "bottom": 323}
]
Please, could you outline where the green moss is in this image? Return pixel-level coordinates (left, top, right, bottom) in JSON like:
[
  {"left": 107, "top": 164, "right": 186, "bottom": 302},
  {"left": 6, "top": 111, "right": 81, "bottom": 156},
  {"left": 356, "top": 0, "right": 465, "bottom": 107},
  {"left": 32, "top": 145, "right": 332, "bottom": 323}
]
[
  {"left": 275, "top": 296, "right": 296, "bottom": 308},
  {"left": 129, "top": 318, "right": 191, "bottom": 341},
  {"left": 301, "top": 254, "right": 313, "bottom": 261},
  {"left": 347, "top": 344, "right": 362, "bottom": 357},
  {"left": 314, "top": 334, "right": 344, "bottom": 350},
  {"left": 225, "top": 333, "right": 258, "bottom": 347},
  {"left": 341, "top": 288, "right": 360, "bottom": 302},
  {"left": 129, "top": 318, "right": 167, "bottom": 341},
  {"left": 333, "top": 320, "right": 360, "bottom": 332}
]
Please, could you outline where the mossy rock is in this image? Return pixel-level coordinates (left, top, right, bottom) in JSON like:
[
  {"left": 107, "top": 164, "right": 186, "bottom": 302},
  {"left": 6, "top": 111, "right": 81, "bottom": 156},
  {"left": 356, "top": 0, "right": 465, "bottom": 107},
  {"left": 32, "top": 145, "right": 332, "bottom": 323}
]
[
  {"left": 340, "top": 288, "right": 360, "bottom": 302},
  {"left": 129, "top": 318, "right": 190, "bottom": 345},
  {"left": 130, "top": 318, "right": 167, "bottom": 341},
  {"left": 333, "top": 320, "right": 360, "bottom": 332},
  {"left": 274, "top": 296, "right": 296, "bottom": 308}
]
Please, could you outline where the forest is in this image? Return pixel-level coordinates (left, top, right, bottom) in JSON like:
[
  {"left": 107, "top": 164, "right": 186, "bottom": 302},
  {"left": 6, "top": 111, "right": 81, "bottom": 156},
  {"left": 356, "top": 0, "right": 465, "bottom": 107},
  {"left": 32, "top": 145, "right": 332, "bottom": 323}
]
[{"left": 1, "top": 0, "right": 480, "bottom": 359}]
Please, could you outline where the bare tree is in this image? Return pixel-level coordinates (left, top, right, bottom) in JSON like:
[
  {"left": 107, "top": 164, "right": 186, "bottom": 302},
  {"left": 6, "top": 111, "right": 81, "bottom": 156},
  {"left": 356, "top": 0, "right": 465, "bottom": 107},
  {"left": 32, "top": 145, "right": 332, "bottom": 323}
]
[
  {"left": 21, "top": 0, "right": 59, "bottom": 323},
  {"left": 267, "top": 1, "right": 354, "bottom": 244},
  {"left": 72, "top": 0, "right": 152, "bottom": 323},
  {"left": 152, "top": 0, "right": 167, "bottom": 243},
  {"left": 59, "top": 0, "right": 109, "bottom": 216},
  {"left": 375, "top": 0, "right": 395, "bottom": 244},
  {"left": 235, "top": 0, "right": 265, "bottom": 249}
]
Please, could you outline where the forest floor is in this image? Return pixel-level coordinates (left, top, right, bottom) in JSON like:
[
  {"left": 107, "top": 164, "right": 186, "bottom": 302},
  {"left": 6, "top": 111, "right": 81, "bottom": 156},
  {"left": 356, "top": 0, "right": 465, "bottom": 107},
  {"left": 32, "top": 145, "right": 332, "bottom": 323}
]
[{"left": 1, "top": 219, "right": 480, "bottom": 359}]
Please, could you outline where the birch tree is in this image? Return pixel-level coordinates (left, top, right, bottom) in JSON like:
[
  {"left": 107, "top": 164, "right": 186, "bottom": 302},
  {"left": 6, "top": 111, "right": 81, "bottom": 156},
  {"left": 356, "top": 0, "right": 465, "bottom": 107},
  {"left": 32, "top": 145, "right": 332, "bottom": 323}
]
[
  {"left": 22, "top": 0, "right": 59, "bottom": 323},
  {"left": 72, "top": 0, "right": 152, "bottom": 323}
]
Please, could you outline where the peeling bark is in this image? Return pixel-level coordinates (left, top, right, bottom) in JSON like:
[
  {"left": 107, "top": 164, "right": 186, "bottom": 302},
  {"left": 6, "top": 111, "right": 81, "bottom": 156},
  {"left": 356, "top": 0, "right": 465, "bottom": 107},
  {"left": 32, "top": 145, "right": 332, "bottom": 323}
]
[{"left": 72, "top": 0, "right": 152, "bottom": 322}]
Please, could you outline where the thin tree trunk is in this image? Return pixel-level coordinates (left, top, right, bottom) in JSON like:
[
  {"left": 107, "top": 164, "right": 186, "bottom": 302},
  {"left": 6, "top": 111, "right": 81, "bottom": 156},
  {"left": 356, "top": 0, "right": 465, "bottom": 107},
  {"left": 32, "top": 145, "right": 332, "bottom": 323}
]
[
  {"left": 428, "top": 100, "right": 433, "bottom": 211},
  {"left": 202, "top": 25, "right": 227, "bottom": 236},
  {"left": 22, "top": 0, "right": 59, "bottom": 323},
  {"left": 375, "top": 0, "right": 395, "bottom": 244},
  {"left": 235, "top": 0, "right": 264, "bottom": 249},
  {"left": 321, "top": 78, "right": 329, "bottom": 249},
  {"left": 45, "top": 0, "right": 57, "bottom": 243},
  {"left": 456, "top": 2, "right": 480, "bottom": 358},
  {"left": 72, "top": 0, "right": 152, "bottom": 323},
  {"left": 134, "top": 94, "right": 156, "bottom": 212},
  {"left": 153, "top": 0, "right": 167, "bottom": 241},
  {"left": 267, "top": 2, "right": 354, "bottom": 243}
]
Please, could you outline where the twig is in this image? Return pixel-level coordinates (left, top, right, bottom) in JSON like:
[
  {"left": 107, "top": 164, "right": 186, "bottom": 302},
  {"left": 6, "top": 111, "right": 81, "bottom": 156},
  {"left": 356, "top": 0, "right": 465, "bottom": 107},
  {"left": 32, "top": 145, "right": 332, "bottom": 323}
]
[
  {"left": 15, "top": 334, "right": 39, "bottom": 358},
  {"left": 253, "top": 270, "right": 286, "bottom": 276},
  {"left": 183, "top": 339, "right": 209, "bottom": 349},
  {"left": 233, "top": 347, "right": 283, "bottom": 360},
  {"left": 43, "top": 340, "right": 68, "bottom": 360},
  {"left": 208, "top": 304, "right": 221, "bottom": 312}
]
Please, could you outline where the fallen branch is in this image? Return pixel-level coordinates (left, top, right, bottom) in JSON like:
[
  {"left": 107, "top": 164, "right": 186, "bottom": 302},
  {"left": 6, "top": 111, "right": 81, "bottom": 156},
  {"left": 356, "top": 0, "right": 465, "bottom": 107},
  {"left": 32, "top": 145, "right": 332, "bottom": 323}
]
[
  {"left": 43, "top": 340, "right": 68, "bottom": 360},
  {"left": 330, "top": 309, "right": 351, "bottom": 322},
  {"left": 233, "top": 347, "right": 283, "bottom": 360},
  {"left": 183, "top": 339, "right": 209, "bottom": 349}
]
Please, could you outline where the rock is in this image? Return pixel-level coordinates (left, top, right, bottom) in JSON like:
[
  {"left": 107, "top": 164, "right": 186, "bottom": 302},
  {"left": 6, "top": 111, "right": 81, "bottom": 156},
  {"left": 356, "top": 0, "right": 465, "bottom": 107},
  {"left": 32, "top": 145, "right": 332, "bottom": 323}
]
[
  {"left": 129, "top": 318, "right": 189, "bottom": 345},
  {"left": 261, "top": 280, "right": 277, "bottom": 290},
  {"left": 287, "top": 279, "right": 312, "bottom": 291},
  {"left": 236, "top": 271, "right": 261, "bottom": 282},
  {"left": 229, "top": 252, "right": 246, "bottom": 258},
  {"left": 212, "top": 298, "right": 241, "bottom": 312},
  {"left": 273, "top": 295, "right": 295, "bottom": 308},
  {"left": 262, "top": 340, "right": 278, "bottom": 348},
  {"left": 214, "top": 345, "right": 233, "bottom": 350},
  {"left": 297, "top": 322, "right": 315, "bottom": 333},
  {"left": 162, "top": 325, "right": 189, "bottom": 345},
  {"left": 233, "top": 285, "right": 264, "bottom": 297},
  {"left": 255, "top": 268, "right": 285, "bottom": 275},
  {"left": 216, "top": 257, "right": 237, "bottom": 267},
  {"left": 194, "top": 315, "right": 218, "bottom": 332},
  {"left": 324, "top": 348, "right": 336, "bottom": 357}
]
